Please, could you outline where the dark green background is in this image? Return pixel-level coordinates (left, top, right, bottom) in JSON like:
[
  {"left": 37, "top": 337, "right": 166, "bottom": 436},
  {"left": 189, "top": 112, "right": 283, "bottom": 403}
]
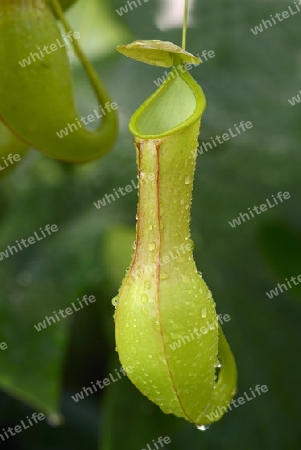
[{"left": 0, "top": 0, "right": 300, "bottom": 448}]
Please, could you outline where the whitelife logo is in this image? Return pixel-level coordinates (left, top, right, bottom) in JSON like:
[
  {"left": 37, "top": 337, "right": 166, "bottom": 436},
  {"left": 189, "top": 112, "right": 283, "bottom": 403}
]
[
  {"left": 0, "top": 153, "right": 21, "bottom": 172},
  {"left": 195, "top": 120, "right": 253, "bottom": 156},
  {"left": 206, "top": 384, "right": 269, "bottom": 421},
  {"left": 168, "top": 314, "right": 231, "bottom": 351},
  {"left": 288, "top": 89, "right": 301, "bottom": 106},
  {"left": 130, "top": 242, "right": 193, "bottom": 281},
  {"left": 266, "top": 274, "right": 301, "bottom": 299},
  {"left": 71, "top": 366, "right": 133, "bottom": 402},
  {"left": 18, "top": 31, "right": 81, "bottom": 67},
  {"left": 0, "top": 224, "right": 58, "bottom": 261},
  {"left": 140, "top": 436, "right": 171, "bottom": 450},
  {"left": 56, "top": 101, "right": 118, "bottom": 139},
  {"left": 34, "top": 295, "right": 97, "bottom": 332},
  {"left": 228, "top": 192, "right": 291, "bottom": 228},
  {"left": 250, "top": 1, "right": 301, "bottom": 35},
  {"left": 153, "top": 50, "right": 215, "bottom": 87},
  {"left": 116, "top": 0, "right": 150, "bottom": 17},
  {"left": 0, "top": 412, "right": 45, "bottom": 443},
  {"left": 93, "top": 172, "right": 155, "bottom": 209}
]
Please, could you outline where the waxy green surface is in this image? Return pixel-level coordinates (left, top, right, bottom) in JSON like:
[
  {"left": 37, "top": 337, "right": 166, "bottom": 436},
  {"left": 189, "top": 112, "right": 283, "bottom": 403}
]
[
  {"left": 0, "top": 0, "right": 118, "bottom": 162},
  {"left": 114, "top": 48, "right": 237, "bottom": 425}
]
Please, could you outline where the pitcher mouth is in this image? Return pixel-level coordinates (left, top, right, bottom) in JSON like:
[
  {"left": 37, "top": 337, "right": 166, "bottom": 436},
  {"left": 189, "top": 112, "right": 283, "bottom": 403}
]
[{"left": 129, "top": 68, "right": 206, "bottom": 140}]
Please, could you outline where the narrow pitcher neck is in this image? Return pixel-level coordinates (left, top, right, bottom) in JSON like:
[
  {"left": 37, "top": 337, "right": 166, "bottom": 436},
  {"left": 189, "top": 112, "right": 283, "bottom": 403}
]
[{"left": 133, "top": 122, "right": 200, "bottom": 267}]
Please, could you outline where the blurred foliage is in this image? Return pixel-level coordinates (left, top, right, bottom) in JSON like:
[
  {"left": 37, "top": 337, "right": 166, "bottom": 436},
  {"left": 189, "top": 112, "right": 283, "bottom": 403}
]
[{"left": 0, "top": 0, "right": 300, "bottom": 449}]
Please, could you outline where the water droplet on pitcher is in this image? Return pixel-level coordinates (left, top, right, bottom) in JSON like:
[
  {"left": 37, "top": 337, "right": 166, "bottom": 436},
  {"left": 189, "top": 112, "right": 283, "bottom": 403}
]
[
  {"left": 148, "top": 224, "right": 153, "bottom": 231},
  {"left": 170, "top": 332, "right": 182, "bottom": 340},
  {"left": 141, "top": 307, "right": 148, "bottom": 316},
  {"left": 141, "top": 293, "right": 148, "bottom": 303},
  {"left": 148, "top": 242, "right": 156, "bottom": 251},
  {"left": 214, "top": 358, "right": 222, "bottom": 368},
  {"left": 127, "top": 275, "right": 135, "bottom": 286},
  {"left": 207, "top": 290, "right": 212, "bottom": 299},
  {"left": 181, "top": 274, "right": 190, "bottom": 283},
  {"left": 196, "top": 424, "right": 209, "bottom": 431},
  {"left": 185, "top": 176, "right": 192, "bottom": 184},
  {"left": 132, "top": 240, "right": 136, "bottom": 249},
  {"left": 201, "top": 308, "right": 207, "bottom": 318},
  {"left": 144, "top": 280, "right": 151, "bottom": 290},
  {"left": 46, "top": 413, "right": 62, "bottom": 427},
  {"left": 160, "top": 272, "right": 169, "bottom": 280},
  {"left": 155, "top": 320, "right": 161, "bottom": 331},
  {"left": 111, "top": 296, "right": 118, "bottom": 307}
]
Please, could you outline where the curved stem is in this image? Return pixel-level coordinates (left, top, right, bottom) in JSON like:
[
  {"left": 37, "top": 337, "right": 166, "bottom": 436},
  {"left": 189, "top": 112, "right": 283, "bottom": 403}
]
[
  {"left": 50, "top": 0, "right": 114, "bottom": 127},
  {"left": 182, "top": 0, "right": 189, "bottom": 50}
]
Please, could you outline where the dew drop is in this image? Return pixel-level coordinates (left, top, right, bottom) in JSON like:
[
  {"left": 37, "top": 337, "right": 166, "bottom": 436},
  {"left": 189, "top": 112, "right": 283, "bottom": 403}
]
[
  {"left": 170, "top": 332, "right": 182, "bottom": 340},
  {"left": 214, "top": 358, "right": 222, "bottom": 368},
  {"left": 201, "top": 308, "right": 207, "bottom": 318},
  {"left": 111, "top": 296, "right": 118, "bottom": 307},
  {"left": 141, "top": 307, "right": 148, "bottom": 316},
  {"left": 180, "top": 198, "right": 185, "bottom": 205},
  {"left": 181, "top": 274, "right": 190, "bottom": 284},
  {"left": 132, "top": 240, "right": 136, "bottom": 250},
  {"left": 155, "top": 320, "right": 161, "bottom": 331},
  {"left": 160, "top": 272, "right": 169, "bottom": 280},
  {"left": 46, "top": 413, "right": 62, "bottom": 427},
  {"left": 185, "top": 175, "right": 192, "bottom": 184},
  {"left": 196, "top": 424, "right": 209, "bottom": 431},
  {"left": 144, "top": 280, "right": 151, "bottom": 290},
  {"left": 141, "top": 293, "right": 148, "bottom": 303},
  {"left": 148, "top": 224, "right": 153, "bottom": 231},
  {"left": 231, "top": 387, "right": 237, "bottom": 396},
  {"left": 207, "top": 290, "right": 213, "bottom": 299},
  {"left": 148, "top": 242, "right": 156, "bottom": 251},
  {"left": 127, "top": 275, "right": 135, "bottom": 285}
]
